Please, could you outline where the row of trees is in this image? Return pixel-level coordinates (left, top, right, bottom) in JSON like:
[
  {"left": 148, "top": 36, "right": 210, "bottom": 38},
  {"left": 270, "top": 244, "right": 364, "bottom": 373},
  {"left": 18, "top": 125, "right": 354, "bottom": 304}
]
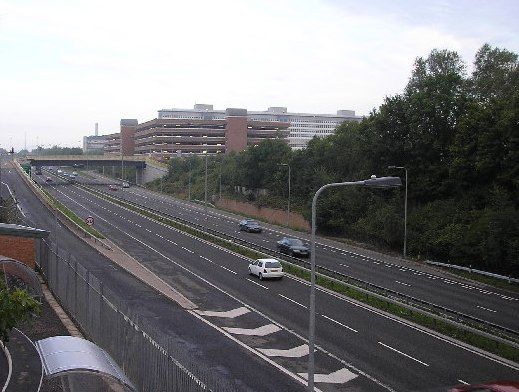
[{"left": 154, "top": 44, "right": 518, "bottom": 276}]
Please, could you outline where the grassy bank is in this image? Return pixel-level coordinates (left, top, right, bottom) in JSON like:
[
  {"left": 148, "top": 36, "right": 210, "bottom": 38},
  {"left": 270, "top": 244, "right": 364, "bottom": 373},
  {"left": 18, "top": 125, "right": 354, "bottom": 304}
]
[{"left": 81, "top": 185, "right": 519, "bottom": 362}]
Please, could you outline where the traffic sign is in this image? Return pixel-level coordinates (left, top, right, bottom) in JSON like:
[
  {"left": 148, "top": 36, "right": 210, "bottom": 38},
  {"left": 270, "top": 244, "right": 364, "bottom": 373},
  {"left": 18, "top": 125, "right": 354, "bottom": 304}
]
[{"left": 85, "top": 216, "right": 94, "bottom": 226}]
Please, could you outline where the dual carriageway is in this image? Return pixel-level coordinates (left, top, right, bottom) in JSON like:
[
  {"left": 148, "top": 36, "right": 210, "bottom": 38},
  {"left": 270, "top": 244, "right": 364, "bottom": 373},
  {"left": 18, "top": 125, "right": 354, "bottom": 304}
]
[{"left": 5, "top": 165, "right": 519, "bottom": 391}]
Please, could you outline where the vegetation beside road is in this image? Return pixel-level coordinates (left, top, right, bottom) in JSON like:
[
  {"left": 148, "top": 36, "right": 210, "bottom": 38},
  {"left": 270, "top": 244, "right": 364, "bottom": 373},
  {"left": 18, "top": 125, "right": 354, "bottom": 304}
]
[
  {"left": 40, "top": 188, "right": 105, "bottom": 239},
  {"left": 0, "top": 275, "right": 41, "bottom": 342},
  {"left": 150, "top": 44, "right": 519, "bottom": 278},
  {"left": 84, "top": 185, "right": 519, "bottom": 362}
]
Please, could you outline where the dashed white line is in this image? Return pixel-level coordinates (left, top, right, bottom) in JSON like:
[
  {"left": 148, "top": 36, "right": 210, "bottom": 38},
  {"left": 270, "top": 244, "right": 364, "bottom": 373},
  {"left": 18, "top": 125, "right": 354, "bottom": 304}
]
[
  {"left": 339, "top": 264, "right": 350, "bottom": 268},
  {"left": 219, "top": 265, "right": 237, "bottom": 275},
  {"left": 166, "top": 239, "right": 178, "bottom": 246},
  {"left": 200, "top": 255, "right": 213, "bottom": 263},
  {"left": 279, "top": 294, "right": 308, "bottom": 309},
  {"left": 321, "top": 315, "right": 358, "bottom": 333},
  {"left": 476, "top": 305, "right": 497, "bottom": 313},
  {"left": 181, "top": 246, "right": 194, "bottom": 254},
  {"left": 247, "top": 278, "right": 269, "bottom": 290},
  {"left": 378, "top": 342, "right": 429, "bottom": 366},
  {"left": 395, "top": 281, "right": 411, "bottom": 287},
  {"left": 457, "top": 379, "right": 469, "bottom": 385}
]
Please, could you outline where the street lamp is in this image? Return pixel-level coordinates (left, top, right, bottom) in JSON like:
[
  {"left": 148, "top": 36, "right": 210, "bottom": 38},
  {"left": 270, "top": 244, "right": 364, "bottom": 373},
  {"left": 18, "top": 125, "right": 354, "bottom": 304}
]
[
  {"left": 204, "top": 151, "right": 208, "bottom": 217},
  {"left": 307, "top": 175, "right": 401, "bottom": 391},
  {"left": 279, "top": 163, "right": 291, "bottom": 228},
  {"left": 388, "top": 166, "right": 408, "bottom": 258}
]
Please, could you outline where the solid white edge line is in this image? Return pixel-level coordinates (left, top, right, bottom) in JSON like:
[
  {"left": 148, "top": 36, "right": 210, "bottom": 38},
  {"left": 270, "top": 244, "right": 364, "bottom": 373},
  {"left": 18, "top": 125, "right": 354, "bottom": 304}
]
[
  {"left": 279, "top": 294, "right": 308, "bottom": 309},
  {"left": 321, "top": 314, "right": 358, "bottom": 333},
  {"left": 61, "top": 185, "right": 395, "bottom": 391},
  {"left": 378, "top": 342, "right": 429, "bottom": 367}
]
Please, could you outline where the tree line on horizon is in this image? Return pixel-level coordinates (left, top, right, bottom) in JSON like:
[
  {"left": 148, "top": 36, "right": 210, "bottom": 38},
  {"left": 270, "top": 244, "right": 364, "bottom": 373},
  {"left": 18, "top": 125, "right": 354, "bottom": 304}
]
[{"left": 155, "top": 44, "right": 518, "bottom": 276}]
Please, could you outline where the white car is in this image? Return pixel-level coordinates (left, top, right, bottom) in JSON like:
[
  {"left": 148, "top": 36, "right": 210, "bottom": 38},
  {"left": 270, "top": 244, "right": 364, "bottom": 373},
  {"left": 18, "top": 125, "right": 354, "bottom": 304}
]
[{"left": 248, "top": 258, "right": 283, "bottom": 280}]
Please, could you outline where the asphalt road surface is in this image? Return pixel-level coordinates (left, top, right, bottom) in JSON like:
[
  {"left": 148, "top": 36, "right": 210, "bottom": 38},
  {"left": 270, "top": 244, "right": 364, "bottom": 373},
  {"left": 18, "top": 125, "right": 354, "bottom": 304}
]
[{"left": 25, "top": 168, "right": 519, "bottom": 391}]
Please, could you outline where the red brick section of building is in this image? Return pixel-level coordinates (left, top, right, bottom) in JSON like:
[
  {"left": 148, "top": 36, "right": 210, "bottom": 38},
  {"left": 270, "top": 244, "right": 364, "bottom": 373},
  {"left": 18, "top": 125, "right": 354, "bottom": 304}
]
[
  {"left": 120, "top": 119, "right": 138, "bottom": 156},
  {"left": 0, "top": 224, "right": 49, "bottom": 269},
  {"left": 225, "top": 115, "right": 248, "bottom": 152}
]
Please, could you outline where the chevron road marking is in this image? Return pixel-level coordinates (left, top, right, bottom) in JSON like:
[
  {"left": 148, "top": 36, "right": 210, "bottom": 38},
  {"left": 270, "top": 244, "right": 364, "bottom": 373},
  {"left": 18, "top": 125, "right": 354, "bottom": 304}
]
[
  {"left": 257, "top": 344, "right": 310, "bottom": 358},
  {"left": 298, "top": 368, "right": 358, "bottom": 384},
  {"left": 194, "top": 307, "right": 250, "bottom": 318},
  {"left": 222, "top": 324, "right": 281, "bottom": 336}
]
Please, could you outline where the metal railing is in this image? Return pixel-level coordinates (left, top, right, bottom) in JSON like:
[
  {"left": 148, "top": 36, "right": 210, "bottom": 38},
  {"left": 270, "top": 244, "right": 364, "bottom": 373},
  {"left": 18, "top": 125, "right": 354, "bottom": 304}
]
[
  {"left": 36, "top": 238, "right": 239, "bottom": 392},
  {"left": 83, "top": 185, "right": 519, "bottom": 344}
]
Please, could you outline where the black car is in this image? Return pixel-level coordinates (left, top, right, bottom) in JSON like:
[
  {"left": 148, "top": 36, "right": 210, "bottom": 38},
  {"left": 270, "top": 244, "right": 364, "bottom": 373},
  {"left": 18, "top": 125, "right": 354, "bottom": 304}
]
[
  {"left": 277, "top": 237, "right": 310, "bottom": 257},
  {"left": 239, "top": 219, "right": 262, "bottom": 233}
]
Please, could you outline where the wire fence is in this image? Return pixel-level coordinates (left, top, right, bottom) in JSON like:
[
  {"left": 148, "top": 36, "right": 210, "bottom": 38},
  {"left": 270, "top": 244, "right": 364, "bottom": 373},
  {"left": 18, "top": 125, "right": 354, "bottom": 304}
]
[{"left": 35, "top": 238, "right": 239, "bottom": 392}]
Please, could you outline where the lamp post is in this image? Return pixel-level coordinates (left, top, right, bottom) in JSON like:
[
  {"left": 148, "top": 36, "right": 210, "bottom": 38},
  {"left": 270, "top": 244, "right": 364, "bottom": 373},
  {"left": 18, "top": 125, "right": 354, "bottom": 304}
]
[
  {"left": 279, "top": 163, "right": 291, "bottom": 228},
  {"left": 307, "top": 175, "right": 401, "bottom": 391},
  {"left": 188, "top": 155, "right": 192, "bottom": 201},
  {"left": 204, "top": 151, "right": 208, "bottom": 217},
  {"left": 120, "top": 140, "right": 124, "bottom": 183},
  {"left": 388, "top": 166, "right": 408, "bottom": 258}
]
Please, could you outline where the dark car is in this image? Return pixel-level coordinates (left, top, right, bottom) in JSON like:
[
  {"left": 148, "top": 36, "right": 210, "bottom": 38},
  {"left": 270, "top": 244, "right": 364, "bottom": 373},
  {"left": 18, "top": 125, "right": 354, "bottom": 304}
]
[
  {"left": 239, "top": 219, "right": 262, "bottom": 233},
  {"left": 277, "top": 237, "right": 310, "bottom": 257},
  {"left": 449, "top": 381, "right": 519, "bottom": 392}
]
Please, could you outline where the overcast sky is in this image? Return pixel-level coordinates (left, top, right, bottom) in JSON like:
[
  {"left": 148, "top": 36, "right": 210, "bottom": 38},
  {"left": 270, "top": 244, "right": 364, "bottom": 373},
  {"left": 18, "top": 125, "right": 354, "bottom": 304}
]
[{"left": 1, "top": 0, "right": 518, "bottom": 151}]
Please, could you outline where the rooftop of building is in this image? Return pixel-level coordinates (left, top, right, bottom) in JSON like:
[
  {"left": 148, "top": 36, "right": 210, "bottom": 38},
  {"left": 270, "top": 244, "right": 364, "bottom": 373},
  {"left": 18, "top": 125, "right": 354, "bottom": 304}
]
[{"left": 158, "top": 104, "right": 361, "bottom": 119}]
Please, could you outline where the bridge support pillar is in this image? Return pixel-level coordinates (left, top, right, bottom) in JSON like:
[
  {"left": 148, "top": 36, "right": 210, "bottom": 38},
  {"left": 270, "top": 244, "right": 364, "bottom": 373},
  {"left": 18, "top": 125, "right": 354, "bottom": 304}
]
[{"left": 135, "top": 167, "right": 144, "bottom": 185}]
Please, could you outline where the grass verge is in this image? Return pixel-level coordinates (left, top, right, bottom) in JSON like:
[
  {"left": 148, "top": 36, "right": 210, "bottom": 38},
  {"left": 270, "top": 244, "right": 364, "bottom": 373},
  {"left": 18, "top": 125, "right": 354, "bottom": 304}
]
[
  {"left": 82, "top": 185, "right": 519, "bottom": 362},
  {"left": 40, "top": 188, "right": 105, "bottom": 239}
]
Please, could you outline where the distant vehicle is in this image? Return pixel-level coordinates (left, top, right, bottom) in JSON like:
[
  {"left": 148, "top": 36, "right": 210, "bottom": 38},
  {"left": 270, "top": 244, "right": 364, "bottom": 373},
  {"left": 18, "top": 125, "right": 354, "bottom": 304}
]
[
  {"left": 57, "top": 169, "right": 62, "bottom": 174},
  {"left": 122, "top": 182, "right": 130, "bottom": 188},
  {"left": 71, "top": 171, "right": 78, "bottom": 177},
  {"left": 449, "top": 381, "right": 519, "bottom": 391},
  {"left": 35, "top": 168, "right": 42, "bottom": 175},
  {"left": 248, "top": 258, "right": 283, "bottom": 280},
  {"left": 239, "top": 219, "right": 262, "bottom": 233},
  {"left": 45, "top": 176, "right": 52, "bottom": 182},
  {"left": 276, "top": 237, "right": 310, "bottom": 257},
  {"left": 108, "top": 184, "right": 118, "bottom": 191}
]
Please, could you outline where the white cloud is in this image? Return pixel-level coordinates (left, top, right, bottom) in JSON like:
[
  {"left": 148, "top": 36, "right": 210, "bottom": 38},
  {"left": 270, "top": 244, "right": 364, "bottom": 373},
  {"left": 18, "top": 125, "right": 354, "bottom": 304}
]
[{"left": 0, "top": 0, "right": 517, "bottom": 150}]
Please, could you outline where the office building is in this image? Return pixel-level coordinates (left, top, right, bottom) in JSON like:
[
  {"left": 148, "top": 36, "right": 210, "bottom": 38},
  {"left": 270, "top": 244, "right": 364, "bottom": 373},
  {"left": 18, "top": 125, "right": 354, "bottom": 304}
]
[{"left": 159, "top": 104, "right": 362, "bottom": 149}]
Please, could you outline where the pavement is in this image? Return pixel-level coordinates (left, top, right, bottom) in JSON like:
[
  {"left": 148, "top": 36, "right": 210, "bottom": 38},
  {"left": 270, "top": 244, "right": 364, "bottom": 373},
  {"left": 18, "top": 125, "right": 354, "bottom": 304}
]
[{"left": 1, "top": 280, "right": 73, "bottom": 392}]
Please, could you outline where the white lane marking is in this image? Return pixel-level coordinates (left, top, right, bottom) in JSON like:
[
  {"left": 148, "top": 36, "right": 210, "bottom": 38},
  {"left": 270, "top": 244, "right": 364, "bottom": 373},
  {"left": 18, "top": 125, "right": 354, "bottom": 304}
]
[
  {"left": 339, "top": 263, "right": 350, "bottom": 267},
  {"left": 321, "top": 315, "right": 358, "bottom": 333},
  {"left": 298, "top": 368, "right": 358, "bottom": 384},
  {"left": 222, "top": 324, "right": 281, "bottom": 336},
  {"left": 156, "top": 234, "right": 164, "bottom": 239},
  {"left": 373, "top": 261, "right": 380, "bottom": 265},
  {"left": 166, "top": 239, "right": 178, "bottom": 246},
  {"left": 258, "top": 344, "right": 310, "bottom": 358},
  {"left": 188, "top": 311, "right": 320, "bottom": 392},
  {"left": 457, "top": 379, "right": 469, "bottom": 385},
  {"left": 200, "top": 255, "right": 213, "bottom": 263},
  {"left": 145, "top": 228, "right": 152, "bottom": 233},
  {"left": 279, "top": 294, "right": 308, "bottom": 309},
  {"left": 219, "top": 265, "right": 238, "bottom": 275},
  {"left": 66, "top": 186, "right": 517, "bottom": 381},
  {"left": 247, "top": 278, "right": 269, "bottom": 290},
  {"left": 476, "top": 305, "right": 497, "bottom": 313},
  {"left": 395, "top": 281, "right": 411, "bottom": 287},
  {"left": 181, "top": 246, "right": 194, "bottom": 254},
  {"left": 378, "top": 342, "right": 429, "bottom": 367},
  {"left": 194, "top": 307, "right": 250, "bottom": 318}
]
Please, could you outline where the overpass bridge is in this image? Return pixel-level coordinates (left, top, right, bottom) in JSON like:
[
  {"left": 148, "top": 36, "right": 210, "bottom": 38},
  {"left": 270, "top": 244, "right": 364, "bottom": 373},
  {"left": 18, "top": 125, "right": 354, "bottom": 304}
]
[{"left": 26, "top": 155, "right": 167, "bottom": 185}]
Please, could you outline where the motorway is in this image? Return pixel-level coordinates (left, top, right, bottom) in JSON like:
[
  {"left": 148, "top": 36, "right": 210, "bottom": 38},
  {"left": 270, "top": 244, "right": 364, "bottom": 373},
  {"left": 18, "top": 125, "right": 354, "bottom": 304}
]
[
  {"left": 25, "top": 168, "right": 519, "bottom": 391},
  {"left": 82, "top": 171, "right": 518, "bottom": 333},
  {"left": 0, "top": 166, "right": 305, "bottom": 391}
]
